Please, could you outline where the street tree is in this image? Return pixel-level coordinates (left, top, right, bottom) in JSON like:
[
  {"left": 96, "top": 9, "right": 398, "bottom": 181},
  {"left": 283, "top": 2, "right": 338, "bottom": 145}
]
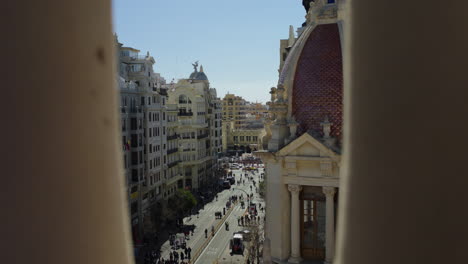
[{"left": 168, "top": 189, "right": 198, "bottom": 224}]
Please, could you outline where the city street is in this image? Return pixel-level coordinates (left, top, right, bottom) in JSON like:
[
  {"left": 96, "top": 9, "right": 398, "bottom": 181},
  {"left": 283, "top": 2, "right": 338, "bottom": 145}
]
[
  {"left": 158, "top": 164, "right": 265, "bottom": 264},
  {"left": 196, "top": 167, "right": 265, "bottom": 264}
]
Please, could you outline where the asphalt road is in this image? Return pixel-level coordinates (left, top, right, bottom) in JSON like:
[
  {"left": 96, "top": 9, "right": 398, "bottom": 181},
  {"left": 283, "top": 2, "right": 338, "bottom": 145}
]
[
  {"left": 158, "top": 166, "right": 263, "bottom": 263},
  {"left": 195, "top": 167, "right": 265, "bottom": 264}
]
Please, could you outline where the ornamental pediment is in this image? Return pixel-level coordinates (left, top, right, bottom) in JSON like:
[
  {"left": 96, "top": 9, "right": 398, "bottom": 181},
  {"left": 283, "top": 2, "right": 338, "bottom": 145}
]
[{"left": 278, "top": 132, "right": 339, "bottom": 162}]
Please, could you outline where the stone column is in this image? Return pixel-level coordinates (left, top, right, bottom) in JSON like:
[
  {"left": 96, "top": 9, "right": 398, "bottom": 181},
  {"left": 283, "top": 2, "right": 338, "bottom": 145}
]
[
  {"left": 288, "top": 184, "right": 303, "bottom": 263},
  {"left": 323, "top": 186, "right": 336, "bottom": 264}
]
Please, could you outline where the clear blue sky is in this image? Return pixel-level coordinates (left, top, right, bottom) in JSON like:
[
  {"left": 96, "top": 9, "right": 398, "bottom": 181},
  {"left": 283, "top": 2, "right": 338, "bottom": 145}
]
[{"left": 112, "top": 0, "right": 305, "bottom": 103}]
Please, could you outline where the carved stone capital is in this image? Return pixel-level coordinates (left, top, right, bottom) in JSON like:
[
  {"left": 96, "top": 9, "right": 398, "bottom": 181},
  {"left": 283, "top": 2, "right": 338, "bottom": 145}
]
[
  {"left": 322, "top": 186, "right": 336, "bottom": 197},
  {"left": 288, "top": 184, "right": 302, "bottom": 194}
]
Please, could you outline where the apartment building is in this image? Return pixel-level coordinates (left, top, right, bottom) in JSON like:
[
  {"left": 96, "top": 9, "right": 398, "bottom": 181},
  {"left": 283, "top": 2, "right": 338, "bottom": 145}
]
[
  {"left": 167, "top": 63, "right": 222, "bottom": 193},
  {"left": 222, "top": 93, "right": 247, "bottom": 129},
  {"left": 117, "top": 39, "right": 168, "bottom": 243}
]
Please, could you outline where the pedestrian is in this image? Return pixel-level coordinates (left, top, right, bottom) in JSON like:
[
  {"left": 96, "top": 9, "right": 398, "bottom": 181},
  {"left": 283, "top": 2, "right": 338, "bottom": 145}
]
[
  {"left": 169, "top": 252, "right": 173, "bottom": 261},
  {"left": 204, "top": 228, "right": 208, "bottom": 238},
  {"left": 188, "top": 247, "right": 192, "bottom": 259},
  {"left": 180, "top": 252, "right": 184, "bottom": 260},
  {"left": 238, "top": 217, "right": 240, "bottom": 225}
]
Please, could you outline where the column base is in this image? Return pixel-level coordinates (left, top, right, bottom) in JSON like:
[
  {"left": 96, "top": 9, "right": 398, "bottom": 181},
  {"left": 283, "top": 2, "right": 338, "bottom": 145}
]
[{"left": 288, "top": 256, "right": 302, "bottom": 264}]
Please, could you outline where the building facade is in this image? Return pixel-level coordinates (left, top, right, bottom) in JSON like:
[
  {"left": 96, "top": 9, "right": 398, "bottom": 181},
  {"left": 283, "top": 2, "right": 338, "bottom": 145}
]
[
  {"left": 221, "top": 94, "right": 267, "bottom": 153},
  {"left": 117, "top": 39, "right": 171, "bottom": 243},
  {"left": 222, "top": 93, "right": 247, "bottom": 129},
  {"left": 256, "top": 1, "right": 346, "bottom": 263},
  {"left": 221, "top": 119, "right": 265, "bottom": 153},
  {"left": 167, "top": 63, "right": 222, "bottom": 193}
]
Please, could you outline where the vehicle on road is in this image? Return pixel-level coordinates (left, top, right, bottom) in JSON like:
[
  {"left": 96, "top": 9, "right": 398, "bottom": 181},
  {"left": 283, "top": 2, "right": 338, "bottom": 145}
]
[
  {"left": 227, "top": 176, "right": 235, "bottom": 185},
  {"left": 239, "top": 230, "right": 251, "bottom": 241},
  {"left": 249, "top": 203, "right": 257, "bottom": 216},
  {"left": 230, "top": 233, "right": 244, "bottom": 254},
  {"left": 222, "top": 180, "right": 231, "bottom": 189}
]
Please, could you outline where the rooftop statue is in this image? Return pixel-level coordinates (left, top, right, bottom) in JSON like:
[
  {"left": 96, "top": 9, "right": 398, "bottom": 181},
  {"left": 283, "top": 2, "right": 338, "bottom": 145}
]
[{"left": 192, "top": 61, "right": 199, "bottom": 72}]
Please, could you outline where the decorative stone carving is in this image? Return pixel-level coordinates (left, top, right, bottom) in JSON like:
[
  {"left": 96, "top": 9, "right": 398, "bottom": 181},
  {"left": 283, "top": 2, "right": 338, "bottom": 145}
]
[
  {"left": 320, "top": 116, "right": 332, "bottom": 138},
  {"left": 322, "top": 186, "right": 336, "bottom": 196},
  {"left": 275, "top": 84, "right": 286, "bottom": 103},
  {"left": 269, "top": 87, "right": 276, "bottom": 102},
  {"left": 320, "top": 160, "right": 333, "bottom": 177},
  {"left": 288, "top": 184, "right": 303, "bottom": 194},
  {"left": 288, "top": 116, "right": 299, "bottom": 140},
  {"left": 302, "top": 0, "right": 315, "bottom": 13}
]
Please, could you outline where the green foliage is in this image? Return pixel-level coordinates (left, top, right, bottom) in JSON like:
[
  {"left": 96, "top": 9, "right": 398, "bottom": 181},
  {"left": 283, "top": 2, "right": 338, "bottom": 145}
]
[
  {"left": 176, "top": 189, "right": 198, "bottom": 211},
  {"left": 259, "top": 180, "right": 266, "bottom": 198},
  {"left": 167, "top": 189, "right": 197, "bottom": 216}
]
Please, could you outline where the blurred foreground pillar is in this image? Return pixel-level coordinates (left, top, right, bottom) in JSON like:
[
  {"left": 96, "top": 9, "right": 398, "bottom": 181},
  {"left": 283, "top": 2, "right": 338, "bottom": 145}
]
[
  {"left": 336, "top": 1, "right": 468, "bottom": 264},
  {"left": 3, "top": 1, "right": 133, "bottom": 264}
]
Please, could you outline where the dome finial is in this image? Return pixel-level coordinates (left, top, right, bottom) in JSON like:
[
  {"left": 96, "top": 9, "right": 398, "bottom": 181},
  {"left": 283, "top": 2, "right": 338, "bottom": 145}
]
[{"left": 200, "top": 65, "right": 204, "bottom": 72}]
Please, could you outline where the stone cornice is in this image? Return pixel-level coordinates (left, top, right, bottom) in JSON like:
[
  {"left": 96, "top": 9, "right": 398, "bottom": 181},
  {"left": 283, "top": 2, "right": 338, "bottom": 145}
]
[{"left": 283, "top": 175, "right": 339, "bottom": 188}]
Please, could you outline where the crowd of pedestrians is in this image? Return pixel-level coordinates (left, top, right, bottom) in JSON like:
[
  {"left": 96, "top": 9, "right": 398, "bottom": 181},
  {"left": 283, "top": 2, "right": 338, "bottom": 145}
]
[{"left": 144, "top": 246, "right": 192, "bottom": 264}]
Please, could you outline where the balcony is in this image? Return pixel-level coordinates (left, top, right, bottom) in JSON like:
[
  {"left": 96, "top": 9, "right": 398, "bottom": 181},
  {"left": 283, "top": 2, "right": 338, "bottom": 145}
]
[
  {"left": 178, "top": 111, "right": 193, "bottom": 116},
  {"left": 178, "top": 120, "right": 208, "bottom": 127},
  {"left": 168, "top": 160, "right": 180, "bottom": 169},
  {"left": 197, "top": 133, "right": 209, "bottom": 139},
  {"left": 129, "top": 107, "right": 142, "bottom": 114},
  {"left": 167, "top": 148, "right": 178, "bottom": 154},
  {"left": 167, "top": 134, "right": 178, "bottom": 140}
]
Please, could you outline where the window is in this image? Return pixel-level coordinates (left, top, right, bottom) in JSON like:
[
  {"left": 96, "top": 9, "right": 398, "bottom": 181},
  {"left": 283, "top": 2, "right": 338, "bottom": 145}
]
[
  {"left": 163, "top": 112, "right": 166, "bottom": 120},
  {"left": 179, "top": 95, "right": 187, "bottom": 104},
  {"left": 148, "top": 97, "right": 151, "bottom": 105},
  {"left": 149, "top": 144, "right": 152, "bottom": 153},
  {"left": 131, "top": 152, "right": 138, "bottom": 165},
  {"left": 141, "top": 96, "right": 145, "bottom": 106},
  {"left": 240, "top": 136, "right": 245, "bottom": 141},
  {"left": 130, "top": 64, "right": 143, "bottom": 72},
  {"left": 130, "top": 118, "right": 137, "bottom": 130}
]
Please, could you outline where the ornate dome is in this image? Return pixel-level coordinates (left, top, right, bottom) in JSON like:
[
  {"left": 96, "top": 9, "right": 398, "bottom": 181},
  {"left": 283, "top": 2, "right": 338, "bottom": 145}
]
[
  {"left": 189, "top": 65, "right": 208, "bottom": 80},
  {"left": 189, "top": 71, "right": 208, "bottom": 80},
  {"left": 290, "top": 23, "right": 343, "bottom": 141}
]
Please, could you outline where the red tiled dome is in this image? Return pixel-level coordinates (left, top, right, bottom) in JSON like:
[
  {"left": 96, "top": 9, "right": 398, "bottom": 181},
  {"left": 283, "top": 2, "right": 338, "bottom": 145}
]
[{"left": 292, "top": 23, "right": 343, "bottom": 141}]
